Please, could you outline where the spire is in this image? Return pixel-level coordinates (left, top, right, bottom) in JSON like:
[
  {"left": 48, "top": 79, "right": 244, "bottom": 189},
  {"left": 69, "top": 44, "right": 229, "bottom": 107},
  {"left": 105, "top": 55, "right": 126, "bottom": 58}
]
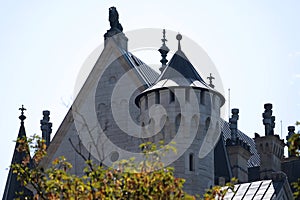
[
  {"left": 3, "top": 105, "right": 33, "bottom": 200},
  {"left": 159, "top": 34, "right": 205, "bottom": 82},
  {"left": 158, "top": 29, "right": 170, "bottom": 73},
  {"left": 207, "top": 73, "right": 215, "bottom": 88}
]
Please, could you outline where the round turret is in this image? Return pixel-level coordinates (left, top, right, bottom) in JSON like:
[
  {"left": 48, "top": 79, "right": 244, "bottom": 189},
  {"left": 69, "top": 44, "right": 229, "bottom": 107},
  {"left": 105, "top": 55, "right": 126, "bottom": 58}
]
[{"left": 135, "top": 34, "right": 225, "bottom": 195}]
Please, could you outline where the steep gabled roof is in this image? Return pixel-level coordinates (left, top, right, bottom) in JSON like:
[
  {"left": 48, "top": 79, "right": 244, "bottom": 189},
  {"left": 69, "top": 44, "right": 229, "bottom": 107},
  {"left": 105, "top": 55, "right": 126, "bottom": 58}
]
[
  {"left": 222, "top": 121, "right": 260, "bottom": 167},
  {"left": 39, "top": 38, "right": 158, "bottom": 169}
]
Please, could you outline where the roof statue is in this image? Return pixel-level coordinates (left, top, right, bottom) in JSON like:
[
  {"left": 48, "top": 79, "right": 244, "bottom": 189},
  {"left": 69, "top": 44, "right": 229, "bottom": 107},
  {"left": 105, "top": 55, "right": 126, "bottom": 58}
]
[
  {"left": 109, "top": 7, "right": 123, "bottom": 32},
  {"left": 104, "top": 7, "right": 123, "bottom": 40}
]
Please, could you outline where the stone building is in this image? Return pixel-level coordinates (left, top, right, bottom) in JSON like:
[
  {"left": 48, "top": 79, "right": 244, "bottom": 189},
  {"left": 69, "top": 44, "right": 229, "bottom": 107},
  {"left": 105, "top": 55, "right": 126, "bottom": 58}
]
[{"left": 3, "top": 7, "right": 299, "bottom": 199}]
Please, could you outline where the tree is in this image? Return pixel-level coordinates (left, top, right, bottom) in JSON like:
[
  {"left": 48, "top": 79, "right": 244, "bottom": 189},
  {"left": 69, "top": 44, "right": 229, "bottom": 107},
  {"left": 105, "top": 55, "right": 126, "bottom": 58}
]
[
  {"left": 11, "top": 135, "right": 235, "bottom": 200},
  {"left": 12, "top": 136, "right": 193, "bottom": 199},
  {"left": 288, "top": 121, "right": 300, "bottom": 199}
]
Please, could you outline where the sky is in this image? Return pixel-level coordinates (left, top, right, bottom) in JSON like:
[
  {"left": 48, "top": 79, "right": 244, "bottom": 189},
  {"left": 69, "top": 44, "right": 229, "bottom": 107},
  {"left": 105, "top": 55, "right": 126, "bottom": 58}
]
[{"left": 1, "top": 0, "right": 300, "bottom": 196}]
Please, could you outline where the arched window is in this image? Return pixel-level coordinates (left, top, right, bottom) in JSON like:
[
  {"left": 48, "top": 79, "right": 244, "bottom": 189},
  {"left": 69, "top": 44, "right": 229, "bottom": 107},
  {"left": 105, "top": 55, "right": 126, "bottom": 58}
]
[{"left": 189, "top": 153, "right": 195, "bottom": 171}]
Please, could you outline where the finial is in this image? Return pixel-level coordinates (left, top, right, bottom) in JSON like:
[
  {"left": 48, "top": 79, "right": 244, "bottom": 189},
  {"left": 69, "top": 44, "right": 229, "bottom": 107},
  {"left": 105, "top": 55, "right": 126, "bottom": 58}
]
[
  {"left": 207, "top": 73, "right": 215, "bottom": 88},
  {"left": 19, "top": 105, "right": 26, "bottom": 122},
  {"left": 262, "top": 103, "right": 275, "bottom": 136},
  {"left": 287, "top": 126, "right": 296, "bottom": 157},
  {"left": 229, "top": 108, "right": 239, "bottom": 144},
  {"left": 162, "top": 29, "right": 167, "bottom": 45},
  {"left": 41, "top": 110, "right": 52, "bottom": 147},
  {"left": 176, "top": 33, "right": 182, "bottom": 51},
  {"left": 158, "top": 29, "right": 170, "bottom": 73}
]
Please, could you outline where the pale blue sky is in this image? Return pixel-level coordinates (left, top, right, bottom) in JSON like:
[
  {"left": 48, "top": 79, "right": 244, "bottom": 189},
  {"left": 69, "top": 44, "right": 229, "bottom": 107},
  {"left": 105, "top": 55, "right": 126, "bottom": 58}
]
[{"left": 1, "top": 1, "right": 300, "bottom": 196}]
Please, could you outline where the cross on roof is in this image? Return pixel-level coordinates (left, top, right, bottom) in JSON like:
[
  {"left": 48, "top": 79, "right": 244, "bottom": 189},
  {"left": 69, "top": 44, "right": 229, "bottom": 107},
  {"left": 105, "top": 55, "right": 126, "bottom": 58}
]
[
  {"left": 207, "top": 73, "right": 215, "bottom": 88},
  {"left": 19, "top": 105, "right": 26, "bottom": 122},
  {"left": 19, "top": 105, "right": 26, "bottom": 115}
]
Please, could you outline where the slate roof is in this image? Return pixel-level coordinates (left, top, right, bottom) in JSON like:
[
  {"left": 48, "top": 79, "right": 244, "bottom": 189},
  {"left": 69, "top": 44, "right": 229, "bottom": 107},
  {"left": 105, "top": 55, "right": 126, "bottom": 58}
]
[
  {"left": 222, "top": 177, "right": 293, "bottom": 200},
  {"left": 121, "top": 49, "right": 159, "bottom": 86},
  {"left": 137, "top": 48, "right": 225, "bottom": 106},
  {"left": 222, "top": 121, "right": 260, "bottom": 167}
]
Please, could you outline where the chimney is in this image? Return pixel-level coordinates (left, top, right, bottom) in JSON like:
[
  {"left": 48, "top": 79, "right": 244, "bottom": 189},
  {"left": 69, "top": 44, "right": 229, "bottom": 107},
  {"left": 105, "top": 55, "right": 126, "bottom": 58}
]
[
  {"left": 40, "top": 110, "right": 52, "bottom": 147},
  {"left": 226, "top": 108, "right": 251, "bottom": 183},
  {"left": 255, "top": 103, "right": 285, "bottom": 180},
  {"left": 286, "top": 126, "right": 296, "bottom": 157}
]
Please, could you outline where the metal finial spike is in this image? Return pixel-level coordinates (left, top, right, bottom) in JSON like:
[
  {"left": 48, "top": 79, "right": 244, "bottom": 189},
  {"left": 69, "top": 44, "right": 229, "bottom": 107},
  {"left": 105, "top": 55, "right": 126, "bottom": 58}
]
[
  {"left": 207, "top": 73, "right": 215, "bottom": 88},
  {"left": 158, "top": 29, "right": 170, "bottom": 73},
  {"left": 162, "top": 29, "right": 167, "bottom": 45},
  {"left": 176, "top": 33, "right": 182, "bottom": 51},
  {"left": 19, "top": 105, "right": 26, "bottom": 122}
]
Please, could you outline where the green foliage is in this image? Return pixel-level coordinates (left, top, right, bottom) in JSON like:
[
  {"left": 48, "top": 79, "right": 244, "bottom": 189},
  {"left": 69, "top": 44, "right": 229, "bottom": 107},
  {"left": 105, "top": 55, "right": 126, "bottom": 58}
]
[
  {"left": 11, "top": 135, "right": 233, "bottom": 200},
  {"left": 203, "top": 178, "right": 237, "bottom": 200},
  {"left": 288, "top": 122, "right": 300, "bottom": 199},
  {"left": 288, "top": 133, "right": 300, "bottom": 157}
]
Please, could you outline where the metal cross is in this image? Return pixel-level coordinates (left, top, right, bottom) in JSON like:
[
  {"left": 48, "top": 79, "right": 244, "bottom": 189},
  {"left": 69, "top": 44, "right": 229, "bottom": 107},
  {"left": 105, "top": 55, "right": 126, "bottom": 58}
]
[
  {"left": 207, "top": 73, "right": 215, "bottom": 88},
  {"left": 19, "top": 105, "right": 26, "bottom": 115}
]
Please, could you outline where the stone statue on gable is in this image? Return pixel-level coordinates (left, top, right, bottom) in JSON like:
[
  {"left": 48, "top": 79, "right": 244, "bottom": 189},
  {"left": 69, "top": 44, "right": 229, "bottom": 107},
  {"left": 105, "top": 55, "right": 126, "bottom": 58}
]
[{"left": 104, "top": 7, "right": 124, "bottom": 40}]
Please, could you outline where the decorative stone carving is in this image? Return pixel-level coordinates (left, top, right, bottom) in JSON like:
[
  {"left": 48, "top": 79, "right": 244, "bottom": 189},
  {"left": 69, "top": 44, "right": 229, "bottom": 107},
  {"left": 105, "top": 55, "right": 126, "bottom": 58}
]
[{"left": 262, "top": 103, "right": 275, "bottom": 136}]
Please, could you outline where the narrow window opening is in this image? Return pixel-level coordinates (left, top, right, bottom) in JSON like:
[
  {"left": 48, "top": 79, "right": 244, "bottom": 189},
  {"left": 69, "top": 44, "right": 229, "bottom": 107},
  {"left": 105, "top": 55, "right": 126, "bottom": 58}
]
[
  {"left": 205, "top": 117, "right": 211, "bottom": 130},
  {"left": 155, "top": 91, "right": 160, "bottom": 104},
  {"left": 200, "top": 90, "right": 205, "bottom": 105},
  {"left": 185, "top": 88, "right": 190, "bottom": 102},
  {"left": 145, "top": 96, "right": 148, "bottom": 110},
  {"left": 175, "top": 114, "right": 182, "bottom": 133},
  {"left": 170, "top": 90, "right": 175, "bottom": 103},
  {"left": 189, "top": 153, "right": 195, "bottom": 171}
]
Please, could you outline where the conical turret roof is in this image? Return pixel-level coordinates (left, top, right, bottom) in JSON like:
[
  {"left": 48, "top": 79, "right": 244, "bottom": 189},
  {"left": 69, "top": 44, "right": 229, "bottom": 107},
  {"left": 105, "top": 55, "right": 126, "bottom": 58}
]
[{"left": 136, "top": 34, "right": 225, "bottom": 106}]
